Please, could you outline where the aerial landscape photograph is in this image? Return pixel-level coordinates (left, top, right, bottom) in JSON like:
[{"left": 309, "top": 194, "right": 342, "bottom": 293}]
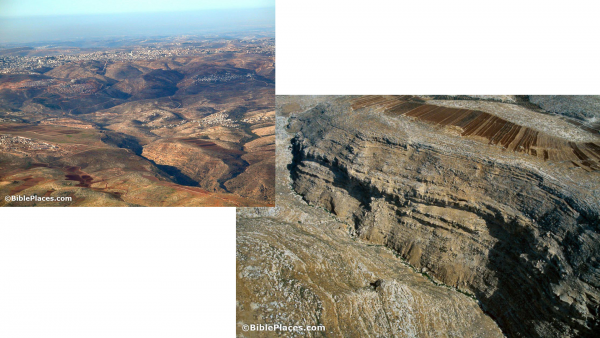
[
  {"left": 0, "top": 1, "right": 275, "bottom": 206},
  {"left": 237, "top": 95, "right": 600, "bottom": 337},
  {"left": 2, "top": 1, "right": 600, "bottom": 338}
]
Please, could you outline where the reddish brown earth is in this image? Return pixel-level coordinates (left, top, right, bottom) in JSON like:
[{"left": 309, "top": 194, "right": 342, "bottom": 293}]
[
  {"left": 351, "top": 95, "right": 600, "bottom": 171},
  {"left": 0, "top": 36, "right": 274, "bottom": 206}
]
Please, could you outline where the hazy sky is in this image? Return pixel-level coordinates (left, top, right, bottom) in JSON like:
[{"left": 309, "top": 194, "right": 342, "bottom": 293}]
[
  {"left": 0, "top": 9, "right": 275, "bottom": 44},
  {"left": 0, "top": 0, "right": 274, "bottom": 17}
]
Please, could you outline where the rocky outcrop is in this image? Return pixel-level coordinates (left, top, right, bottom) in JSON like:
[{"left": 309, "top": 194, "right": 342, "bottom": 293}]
[
  {"left": 236, "top": 98, "right": 505, "bottom": 337},
  {"left": 286, "top": 96, "right": 600, "bottom": 337}
]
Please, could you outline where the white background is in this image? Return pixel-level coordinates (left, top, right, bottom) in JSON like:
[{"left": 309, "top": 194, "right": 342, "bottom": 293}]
[
  {"left": 2, "top": 1, "right": 600, "bottom": 337},
  {"left": 1, "top": 209, "right": 235, "bottom": 337},
  {"left": 277, "top": 0, "right": 600, "bottom": 94}
]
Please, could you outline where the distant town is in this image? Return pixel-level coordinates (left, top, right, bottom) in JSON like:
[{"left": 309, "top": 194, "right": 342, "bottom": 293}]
[{"left": 0, "top": 37, "right": 274, "bottom": 75}]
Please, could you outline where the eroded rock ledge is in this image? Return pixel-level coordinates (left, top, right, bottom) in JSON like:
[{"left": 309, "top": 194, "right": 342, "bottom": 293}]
[
  {"left": 287, "top": 96, "right": 600, "bottom": 337},
  {"left": 236, "top": 104, "right": 504, "bottom": 337}
]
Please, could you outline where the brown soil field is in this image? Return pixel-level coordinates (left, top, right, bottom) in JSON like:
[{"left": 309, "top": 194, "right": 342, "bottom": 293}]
[{"left": 350, "top": 96, "right": 600, "bottom": 171}]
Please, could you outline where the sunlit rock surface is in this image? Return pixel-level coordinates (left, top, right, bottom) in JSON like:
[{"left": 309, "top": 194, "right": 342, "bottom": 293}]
[{"left": 280, "top": 96, "right": 599, "bottom": 337}]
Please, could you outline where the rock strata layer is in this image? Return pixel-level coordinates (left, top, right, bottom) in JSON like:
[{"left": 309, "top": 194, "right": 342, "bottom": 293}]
[
  {"left": 285, "top": 96, "right": 600, "bottom": 337},
  {"left": 236, "top": 96, "right": 505, "bottom": 337}
]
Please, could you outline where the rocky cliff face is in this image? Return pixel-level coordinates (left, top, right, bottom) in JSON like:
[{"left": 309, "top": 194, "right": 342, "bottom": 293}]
[
  {"left": 284, "top": 96, "right": 600, "bottom": 337},
  {"left": 236, "top": 97, "right": 505, "bottom": 337}
]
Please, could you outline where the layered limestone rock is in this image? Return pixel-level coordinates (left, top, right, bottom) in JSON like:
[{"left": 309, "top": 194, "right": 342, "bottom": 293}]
[
  {"left": 284, "top": 96, "right": 600, "bottom": 337},
  {"left": 236, "top": 99, "right": 504, "bottom": 337}
]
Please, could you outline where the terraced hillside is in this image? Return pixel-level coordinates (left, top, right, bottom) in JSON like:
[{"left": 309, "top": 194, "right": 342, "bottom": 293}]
[{"left": 352, "top": 95, "right": 600, "bottom": 171}]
